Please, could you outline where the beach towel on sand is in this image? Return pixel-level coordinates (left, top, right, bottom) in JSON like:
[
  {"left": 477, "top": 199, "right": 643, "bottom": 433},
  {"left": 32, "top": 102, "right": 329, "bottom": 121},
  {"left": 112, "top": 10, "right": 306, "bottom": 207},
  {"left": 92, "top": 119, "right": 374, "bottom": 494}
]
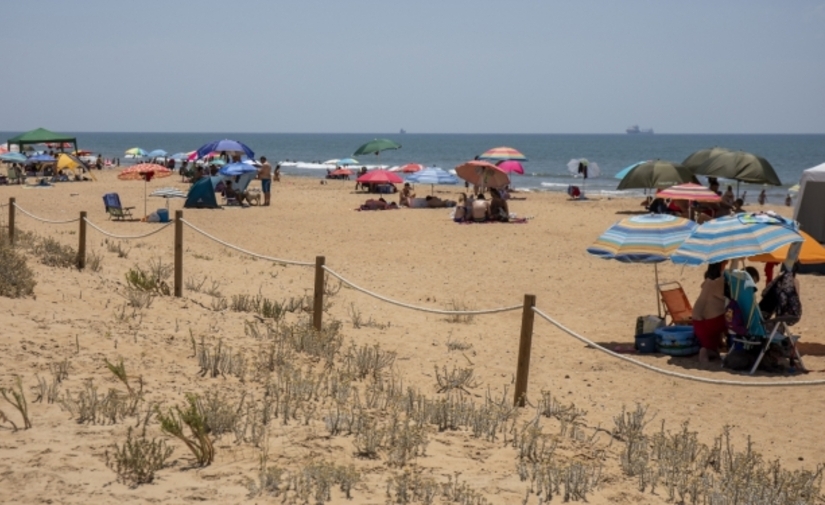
[{"left": 458, "top": 218, "right": 528, "bottom": 224}]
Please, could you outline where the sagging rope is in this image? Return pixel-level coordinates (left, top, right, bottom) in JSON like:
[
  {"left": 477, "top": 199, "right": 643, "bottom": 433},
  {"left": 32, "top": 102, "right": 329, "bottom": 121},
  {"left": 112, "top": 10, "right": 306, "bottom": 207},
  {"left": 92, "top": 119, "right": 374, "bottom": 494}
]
[
  {"left": 323, "top": 265, "right": 523, "bottom": 315},
  {"left": 84, "top": 218, "right": 173, "bottom": 240},
  {"left": 532, "top": 307, "right": 825, "bottom": 387},
  {"left": 13, "top": 203, "right": 80, "bottom": 224},
  {"left": 181, "top": 219, "right": 314, "bottom": 267}
]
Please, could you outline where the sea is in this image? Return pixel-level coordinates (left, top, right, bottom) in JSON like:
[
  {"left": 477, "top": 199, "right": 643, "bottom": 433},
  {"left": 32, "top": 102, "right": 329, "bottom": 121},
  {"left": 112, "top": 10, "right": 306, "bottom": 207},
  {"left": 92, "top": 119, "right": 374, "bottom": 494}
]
[{"left": 5, "top": 132, "right": 824, "bottom": 201}]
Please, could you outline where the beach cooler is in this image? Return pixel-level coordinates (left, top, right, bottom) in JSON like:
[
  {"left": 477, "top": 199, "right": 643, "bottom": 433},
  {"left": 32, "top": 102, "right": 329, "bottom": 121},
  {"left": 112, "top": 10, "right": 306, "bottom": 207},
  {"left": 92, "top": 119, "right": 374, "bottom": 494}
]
[
  {"left": 635, "top": 333, "right": 658, "bottom": 354},
  {"left": 655, "top": 325, "right": 699, "bottom": 356},
  {"left": 156, "top": 208, "right": 170, "bottom": 223}
]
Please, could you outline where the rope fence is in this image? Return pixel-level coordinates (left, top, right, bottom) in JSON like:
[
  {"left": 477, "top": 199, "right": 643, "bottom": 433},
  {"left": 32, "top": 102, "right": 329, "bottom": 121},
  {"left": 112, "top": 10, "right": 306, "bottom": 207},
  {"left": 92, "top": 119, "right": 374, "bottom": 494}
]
[{"left": 7, "top": 198, "right": 825, "bottom": 401}]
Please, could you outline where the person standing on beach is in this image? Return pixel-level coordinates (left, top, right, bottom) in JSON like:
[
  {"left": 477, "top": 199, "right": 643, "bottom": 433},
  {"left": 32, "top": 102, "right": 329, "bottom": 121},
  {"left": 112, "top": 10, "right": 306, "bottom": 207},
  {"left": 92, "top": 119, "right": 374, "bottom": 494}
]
[{"left": 258, "top": 156, "right": 272, "bottom": 206}]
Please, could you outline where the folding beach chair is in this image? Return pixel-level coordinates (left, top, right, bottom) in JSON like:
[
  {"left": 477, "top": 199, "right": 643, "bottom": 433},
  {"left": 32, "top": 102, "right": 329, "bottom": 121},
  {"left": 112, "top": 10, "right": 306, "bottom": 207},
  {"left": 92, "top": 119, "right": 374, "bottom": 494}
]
[
  {"left": 725, "top": 270, "right": 804, "bottom": 375},
  {"left": 102, "top": 193, "right": 135, "bottom": 221},
  {"left": 658, "top": 281, "right": 693, "bottom": 326}
]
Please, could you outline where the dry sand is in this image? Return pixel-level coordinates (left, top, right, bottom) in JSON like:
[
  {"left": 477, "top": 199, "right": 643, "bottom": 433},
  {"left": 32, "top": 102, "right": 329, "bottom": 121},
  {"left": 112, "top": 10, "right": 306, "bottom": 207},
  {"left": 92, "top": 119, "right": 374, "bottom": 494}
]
[{"left": 0, "top": 170, "right": 823, "bottom": 504}]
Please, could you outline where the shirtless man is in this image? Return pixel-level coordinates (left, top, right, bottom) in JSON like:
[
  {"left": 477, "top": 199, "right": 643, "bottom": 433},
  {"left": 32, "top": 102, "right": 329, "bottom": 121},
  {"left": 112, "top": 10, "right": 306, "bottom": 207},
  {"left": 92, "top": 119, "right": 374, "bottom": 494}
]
[
  {"left": 471, "top": 194, "right": 491, "bottom": 221},
  {"left": 258, "top": 156, "right": 272, "bottom": 206}
]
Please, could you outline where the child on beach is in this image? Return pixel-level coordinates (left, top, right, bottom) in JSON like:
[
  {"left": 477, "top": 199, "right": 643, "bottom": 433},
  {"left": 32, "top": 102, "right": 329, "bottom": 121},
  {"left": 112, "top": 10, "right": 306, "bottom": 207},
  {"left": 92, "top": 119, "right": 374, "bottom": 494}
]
[{"left": 758, "top": 190, "right": 767, "bottom": 205}]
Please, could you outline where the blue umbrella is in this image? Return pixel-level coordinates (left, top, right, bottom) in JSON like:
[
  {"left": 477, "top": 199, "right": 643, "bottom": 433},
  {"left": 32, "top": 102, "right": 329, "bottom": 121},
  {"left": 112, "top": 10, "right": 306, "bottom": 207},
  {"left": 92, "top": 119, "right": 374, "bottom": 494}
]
[
  {"left": 196, "top": 139, "right": 254, "bottom": 160},
  {"left": 615, "top": 161, "right": 647, "bottom": 180},
  {"left": 671, "top": 212, "right": 803, "bottom": 266},
  {"left": 0, "top": 152, "right": 27, "bottom": 163},
  {"left": 218, "top": 162, "right": 259, "bottom": 177},
  {"left": 170, "top": 152, "right": 189, "bottom": 161},
  {"left": 147, "top": 149, "right": 168, "bottom": 158},
  {"left": 337, "top": 157, "right": 359, "bottom": 166},
  {"left": 407, "top": 167, "right": 459, "bottom": 186},
  {"left": 26, "top": 154, "right": 56, "bottom": 163}
]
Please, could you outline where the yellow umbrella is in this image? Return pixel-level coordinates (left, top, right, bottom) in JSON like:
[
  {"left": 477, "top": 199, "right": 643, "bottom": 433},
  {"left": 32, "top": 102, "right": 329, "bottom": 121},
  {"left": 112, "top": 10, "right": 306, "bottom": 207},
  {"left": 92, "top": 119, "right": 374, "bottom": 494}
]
[{"left": 749, "top": 230, "right": 825, "bottom": 264}]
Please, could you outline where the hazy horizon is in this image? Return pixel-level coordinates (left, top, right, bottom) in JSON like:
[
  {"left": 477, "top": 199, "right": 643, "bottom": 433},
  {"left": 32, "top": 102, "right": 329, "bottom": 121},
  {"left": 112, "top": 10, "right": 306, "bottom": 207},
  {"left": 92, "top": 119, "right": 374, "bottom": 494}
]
[{"left": 3, "top": 0, "right": 824, "bottom": 135}]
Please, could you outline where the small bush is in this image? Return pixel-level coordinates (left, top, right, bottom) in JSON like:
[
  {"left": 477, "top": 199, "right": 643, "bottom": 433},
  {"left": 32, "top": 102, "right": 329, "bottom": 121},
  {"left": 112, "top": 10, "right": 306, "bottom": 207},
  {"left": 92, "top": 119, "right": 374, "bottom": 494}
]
[
  {"left": 87, "top": 249, "right": 104, "bottom": 272},
  {"left": 444, "top": 299, "right": 475, "bottom": 324},
  {"left": 105, "top": 239, "right": 130, "bottom": 258},
  {"left": 125, "top": 257, "right": 172, "bottom": 295},
  {"left": 0, "top": 237, "right": 36, "bottom": 298},
  {"left": 157, "top": 394, "right": 215, "bottom": 467},
  {"left": 34, "top": 236, "right": 77, "bottom": 268},
  {"left": 106, "top": 427, "right": 173, "bottom": 486}
]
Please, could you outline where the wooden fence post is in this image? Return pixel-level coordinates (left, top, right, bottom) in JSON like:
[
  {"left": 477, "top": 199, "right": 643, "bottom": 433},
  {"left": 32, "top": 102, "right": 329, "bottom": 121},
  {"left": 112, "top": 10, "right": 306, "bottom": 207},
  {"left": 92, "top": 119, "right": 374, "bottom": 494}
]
[
  {"left": 8, "top": 197, "right": 15, "bottom": 246},
  {"left": 174, "top": 210, "right": 183, "bottom": 297},
  {"left": 514, "top": 294, "right": 537, "bottom": 407},
  {"left": 313, "top": 256, "right": 326, "bottom": 331},
  {"left": 77, "top": 211, "right": 87, "bottom": 269}
]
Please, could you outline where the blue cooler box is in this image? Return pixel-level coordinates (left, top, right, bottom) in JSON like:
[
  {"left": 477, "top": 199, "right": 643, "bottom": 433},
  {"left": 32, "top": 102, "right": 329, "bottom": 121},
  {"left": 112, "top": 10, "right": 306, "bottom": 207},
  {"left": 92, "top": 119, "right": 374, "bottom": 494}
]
[
  {"left": 635, "top": 333, "right": 658, "bottom": 354},
  {"left": 655, "top": 326, "right": 699, "bottom": 356}
]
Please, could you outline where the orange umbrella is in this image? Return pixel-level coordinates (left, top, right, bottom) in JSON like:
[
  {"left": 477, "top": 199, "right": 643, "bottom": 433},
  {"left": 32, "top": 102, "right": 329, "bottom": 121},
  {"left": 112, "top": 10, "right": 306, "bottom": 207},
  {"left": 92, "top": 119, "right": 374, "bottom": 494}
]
[
  {"left": 119, "top": 164, "right": 173, "bottom": 218},
  {"left": 455, "top": 160, "right": 510, "bottom": 189},
  {"left": 749, "top": 230, "right": 825, "bottom": 265}
]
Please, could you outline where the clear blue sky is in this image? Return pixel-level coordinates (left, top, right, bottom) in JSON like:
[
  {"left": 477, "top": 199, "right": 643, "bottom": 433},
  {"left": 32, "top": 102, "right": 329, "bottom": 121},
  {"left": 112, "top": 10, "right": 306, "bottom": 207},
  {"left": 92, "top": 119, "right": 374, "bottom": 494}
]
[{"left": 3, "top": 0, "right": 824, "bottom": 134}]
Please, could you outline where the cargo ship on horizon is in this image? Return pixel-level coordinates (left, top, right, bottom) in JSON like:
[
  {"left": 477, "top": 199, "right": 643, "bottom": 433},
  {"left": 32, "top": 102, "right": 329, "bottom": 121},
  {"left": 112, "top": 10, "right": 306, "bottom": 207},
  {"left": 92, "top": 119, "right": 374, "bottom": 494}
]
[{"left": 626, "top": 125, "right": 654, "bottom": 134}]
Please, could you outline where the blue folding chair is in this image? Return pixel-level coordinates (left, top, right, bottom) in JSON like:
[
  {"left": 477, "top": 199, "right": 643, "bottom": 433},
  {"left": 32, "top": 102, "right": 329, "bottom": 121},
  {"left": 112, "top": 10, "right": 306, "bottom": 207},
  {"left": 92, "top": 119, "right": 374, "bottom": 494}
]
[{"left": 102, "top": 193, "right": 135, "bottom": 221}]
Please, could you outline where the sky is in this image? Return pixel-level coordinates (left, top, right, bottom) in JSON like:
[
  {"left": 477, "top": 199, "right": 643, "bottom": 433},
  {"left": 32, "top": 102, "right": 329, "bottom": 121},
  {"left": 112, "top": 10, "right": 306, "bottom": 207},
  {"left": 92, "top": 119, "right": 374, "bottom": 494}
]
[{"left": 2, "top": 0, "right": 824, "bottom": 134}]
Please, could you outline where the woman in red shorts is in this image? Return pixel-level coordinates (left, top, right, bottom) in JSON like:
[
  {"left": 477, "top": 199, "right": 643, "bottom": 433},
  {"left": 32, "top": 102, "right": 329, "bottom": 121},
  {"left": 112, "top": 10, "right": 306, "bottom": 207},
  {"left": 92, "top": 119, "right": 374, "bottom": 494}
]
[{"left": 692, "top": 261, "right": 728, "bottom": 366}]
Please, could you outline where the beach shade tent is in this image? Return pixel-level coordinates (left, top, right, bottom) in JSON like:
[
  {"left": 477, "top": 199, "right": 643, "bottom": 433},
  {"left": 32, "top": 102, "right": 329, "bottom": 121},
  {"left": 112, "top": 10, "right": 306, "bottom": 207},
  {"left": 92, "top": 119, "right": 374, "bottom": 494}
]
[
  {"left": 496, "top": 160, "right": 524, "bottom": 175},
  {"left": 670, "top": 212, "right": 803, "bottom": 266},
  {"left": 147, "top": 149, "right": 168, "bottom": 158},
  {"left": 356, "top": 169, "right": 404, "bottom": 185},
  {"left": 681, "top": 147, "right": 732, "bottom": 172},
  {"left": 749, "top": 230, "right": 825, "bottom": 265},
  {"left": 406, "top": 166, "right": 459, "bottom": 194},
  {"left": 184, "top": 176, "right": 223, "bottom": 209},
  {"left": 119, "top": 163, "right": 173, "bottom": 218},
  {"left": 55, "top": 153, "right": 93, "bottom": 179},
  {"left": 615, "top": 161, "right": 647, "bottom": 180},
  {"left": 588, "top": 214, "right": 697, "bottom": 315},
  {"left": 390, "top": 163, "right": 424, "bottom": 173},
  {"left": 195, "top": 139, "right": 254, "bottom": 160},
  {"left": 0, "top": 152, "right": 27, "bottom": 163},
  {"left": 617, "top": 160, "right": 695, "bottom": 190},
  {"left": 793, "top": 162, "right": 825, "bottom": 243},
  {"left": 455, "top": 160, "right": 510, "bottom": 189},
  {"left": 477, "top": 146, "right": 528, "bottom": 162},
  {"left": 6, "top": 128, "right": 78, "bottom": 154},
  {"left": 353, "top": 138, "right": 402, "bottom": 158},
  {"left": 690, "top": 151, "right": 781, "bottom": 188}
]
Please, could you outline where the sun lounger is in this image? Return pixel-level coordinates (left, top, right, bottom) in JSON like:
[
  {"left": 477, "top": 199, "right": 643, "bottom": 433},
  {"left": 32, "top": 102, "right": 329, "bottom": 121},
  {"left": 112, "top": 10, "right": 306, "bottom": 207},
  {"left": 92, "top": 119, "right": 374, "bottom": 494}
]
[
  {"left": 103, "top": 193, "right": 135, "bottom": 221},
  {"left": 658, "top": 282, "right": 692, "bottom": 326}
]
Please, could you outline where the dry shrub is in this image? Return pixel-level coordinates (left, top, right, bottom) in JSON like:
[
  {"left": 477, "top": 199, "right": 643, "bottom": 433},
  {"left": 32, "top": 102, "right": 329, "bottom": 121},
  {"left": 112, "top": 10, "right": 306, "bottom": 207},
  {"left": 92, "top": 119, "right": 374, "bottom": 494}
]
[
  {"left": 157, "top": 394, "right": 215, "bottom": 467},
  {"left": 33, "top": 236, "right": 77, "bottom": 268},
  {"left": 0, "top": 235, "right": 36, "bottom": 298},
  {"left": 106, "top": 427, "right": 173, "bottom": 487}
]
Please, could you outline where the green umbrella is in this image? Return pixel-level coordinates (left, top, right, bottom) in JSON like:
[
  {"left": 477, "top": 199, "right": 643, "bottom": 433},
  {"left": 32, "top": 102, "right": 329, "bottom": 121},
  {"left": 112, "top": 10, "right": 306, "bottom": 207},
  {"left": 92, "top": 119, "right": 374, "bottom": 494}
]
[
  {"left": 617, "top": 160, "right": 695, "bottom": 190},
  {"left": 353, "top": 138, "right": 401, "bottom": 156},
  {"left": 682, "top": 147, "right": 731, "bottom": 171},
  {"left": 689, "top": 151, "right": 781, "bottom": 186}
]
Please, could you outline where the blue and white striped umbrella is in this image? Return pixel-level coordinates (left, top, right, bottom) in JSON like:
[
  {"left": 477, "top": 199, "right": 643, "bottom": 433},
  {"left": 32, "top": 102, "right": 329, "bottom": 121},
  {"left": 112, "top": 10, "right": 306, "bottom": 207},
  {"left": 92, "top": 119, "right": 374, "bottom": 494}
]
[
  {"left": 406, "top": 167, "right": 459, "bottom": 186},
  {"left": 588, "top": 214, "right": 697, "bottom": 263},
  {"left": 670, "top": 212, "right": 803, "bottom": 266},
  {"left": 150, "top": 187, "right": 187, "bottom": 199}
]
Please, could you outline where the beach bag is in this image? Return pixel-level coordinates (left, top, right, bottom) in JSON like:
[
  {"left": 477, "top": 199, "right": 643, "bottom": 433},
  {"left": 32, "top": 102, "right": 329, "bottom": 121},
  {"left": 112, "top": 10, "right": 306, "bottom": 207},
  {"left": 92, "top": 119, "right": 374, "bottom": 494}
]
[{"left": 725, "top": 298, "right": 747, "bottom": 336}]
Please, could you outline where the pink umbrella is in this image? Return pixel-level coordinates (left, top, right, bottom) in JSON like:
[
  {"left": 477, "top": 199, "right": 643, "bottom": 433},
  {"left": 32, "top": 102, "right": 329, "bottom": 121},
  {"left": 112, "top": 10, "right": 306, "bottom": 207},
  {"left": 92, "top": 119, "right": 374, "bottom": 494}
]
[
  {"left": 455, "top": 160, "right": 510, "bottom": 189},
  {"left": 497, "top": 160, "right": 524, "bottom": 174},
  {"left": 356, "top": 169, "right": 404, "bottom": 185},
  {"left": 390, "top": 163, "right": 424, "bottom": 173}
]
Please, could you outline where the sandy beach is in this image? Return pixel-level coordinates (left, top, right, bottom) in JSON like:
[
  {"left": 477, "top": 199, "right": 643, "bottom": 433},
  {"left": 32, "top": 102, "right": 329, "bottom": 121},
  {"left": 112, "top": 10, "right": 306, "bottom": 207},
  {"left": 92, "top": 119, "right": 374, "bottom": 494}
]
[{"left": 1, "top": 171, "right": 823, "bottom": 504}]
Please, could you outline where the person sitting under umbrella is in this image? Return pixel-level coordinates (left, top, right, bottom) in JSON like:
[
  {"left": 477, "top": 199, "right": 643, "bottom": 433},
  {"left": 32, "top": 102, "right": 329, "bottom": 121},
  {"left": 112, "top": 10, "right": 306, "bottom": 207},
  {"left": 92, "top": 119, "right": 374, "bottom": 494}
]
[
  {"left": 489, "top": 188, "right": 509, "bottom": 222},
  {"left": 472, "top": 193, "right": 491, "bottom": 222},
  {"left": 399, "top": 183, "right": 415, "bottom": 206},
  {"left": 692, "top": 261, "right": 728, "bottom": 367}
]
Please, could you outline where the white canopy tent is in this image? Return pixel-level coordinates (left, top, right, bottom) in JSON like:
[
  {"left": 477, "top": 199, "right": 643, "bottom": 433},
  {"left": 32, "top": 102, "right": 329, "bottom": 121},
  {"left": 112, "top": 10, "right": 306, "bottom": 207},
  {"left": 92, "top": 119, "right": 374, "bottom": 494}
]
[{"left": 794, "top": 162, "right": 825, "bottom": 243}]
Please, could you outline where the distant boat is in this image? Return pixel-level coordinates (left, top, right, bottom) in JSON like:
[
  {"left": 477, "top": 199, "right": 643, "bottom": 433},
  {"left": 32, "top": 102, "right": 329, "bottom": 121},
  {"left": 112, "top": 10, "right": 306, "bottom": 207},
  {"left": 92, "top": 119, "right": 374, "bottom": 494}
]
[
  {"left": 626, "top": 125, "right": 654, "bottom": 134},
  {"left": 399, "top": 128, "right": 407, "bottom": 134}
]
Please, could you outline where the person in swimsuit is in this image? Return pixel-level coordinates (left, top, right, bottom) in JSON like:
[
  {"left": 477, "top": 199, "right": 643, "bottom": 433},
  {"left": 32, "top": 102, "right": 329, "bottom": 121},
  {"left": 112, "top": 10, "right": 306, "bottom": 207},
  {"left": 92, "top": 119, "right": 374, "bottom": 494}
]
[{"left": 692, "top": 261, "right": 728, "bottom": 366}]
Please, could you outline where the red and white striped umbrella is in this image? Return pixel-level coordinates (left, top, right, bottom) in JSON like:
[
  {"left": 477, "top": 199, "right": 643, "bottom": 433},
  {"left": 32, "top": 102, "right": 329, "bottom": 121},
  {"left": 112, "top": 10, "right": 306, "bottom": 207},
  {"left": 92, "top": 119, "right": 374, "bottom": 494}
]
[
  {"left": 657, "top": 183, "right": 721, "bottom": 202},
  {"left": 391, "top": 163, "right": 424, "bottom": 173},
  {"left": 118, "top": 163, "right": 173, "bottom": 181}
]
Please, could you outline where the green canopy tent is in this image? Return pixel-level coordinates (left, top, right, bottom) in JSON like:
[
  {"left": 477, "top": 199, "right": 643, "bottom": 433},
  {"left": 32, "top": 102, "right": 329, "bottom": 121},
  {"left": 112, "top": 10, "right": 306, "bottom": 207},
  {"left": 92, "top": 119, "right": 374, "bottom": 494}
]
[{"left": 6, "top": 128, "right": 78, "bottom": 154}]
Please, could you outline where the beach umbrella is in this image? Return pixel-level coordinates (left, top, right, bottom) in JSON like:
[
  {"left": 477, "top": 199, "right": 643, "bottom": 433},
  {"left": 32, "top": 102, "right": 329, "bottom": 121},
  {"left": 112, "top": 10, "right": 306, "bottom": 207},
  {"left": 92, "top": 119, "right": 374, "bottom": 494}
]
[
  {"left": 195, "top": 139, "right": 255, "bottom": 160},
  {"left": 119, "top": 163, "right": 173, "bottom": 218},
  {"left": 615, "top": 161, "right": 647, "bottom": 180},
  {"left": 682, "top": 147, "right": 732, "bottom": 172},
  {"left": 56, "top": 153, "right": 88, "bottom": 173},
  {"left": 656, "top": 183, "right": 721, "bottom": 202},
  {"left": 478, "top": 146, "right": 527, "bottom": 162},
  {"left": 390, "top": 163, "right": 424, "bottom": 173},
  {"left": 170, "top": 152, "right": 189, "bottom": 161},
  {"left": 0, "top": 152, "right": 27, "bottom": 163},
  {"left": 617, "top": 160, "right": 694, "bottom": 190},
  {"left": 337, "top": 157, "right": 359, "bottom": 166},
  {"left": 147, "top": 149, "right": 168, "bottom": 158},
  {"left": 356, "top": 169, "right": 404, "bottom": 185},
  {"left": 567, "top": 158, "right": 601, "bottom": 178},
  {"left": 690, "top": 151, "right": 781, "bottom": 187},
  {"left": 353, "top": 138, "right": 401, "bottom": 157},
  {"left": 243, "top": 159, "right": 262, "bottom": 167},
  {"left": 748, "top": 230, "right": 825, "bottom": 265},
  {"left": 26, "top": 154, "right": 56, "bottom": 164},
  {"left": 125, "top": 147, "right": 147, "bottom": 157},
  {"left": 671, "top": 212, "right": 803, "bottom": 266},
  {"left": 496, "top": 160, "right": 524, "bottom": 175},
  {"left": 406, "top": 167, "right": 458, "bottom": 194},
  {"left": 455, "top": 160, "right": 510, "bottom": 189},
  {"left": 219, "top": 162, "right": 259, "bottom": 177},
  {"left": 330, "top": 168, "right": 353, "bottom": 177},
  {"left": 322, "top": 159, "right": 340, "bottom": 165},
  {"left": 588, "top": 213, "right": 698, "bottom": 315},
  {"left": 150, "top": 187, "right": 187, "bottom": 210},
  {"left": 207, "top": 158, "right": 226, "bottom": 166}
]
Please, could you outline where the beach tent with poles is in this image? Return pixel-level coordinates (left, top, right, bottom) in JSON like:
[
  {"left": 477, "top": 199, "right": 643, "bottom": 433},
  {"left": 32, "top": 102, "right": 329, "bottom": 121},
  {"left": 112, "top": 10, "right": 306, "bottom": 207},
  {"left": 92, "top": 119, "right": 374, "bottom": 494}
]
[
  {"left": 184, "top": 176, "right": 223, "bottom": 209},
  {"left": 6, "top": 128, "right": 78, "bottom": 153},
  {"left": 794, "top": 162, "right": 825, "bottom": 243}
]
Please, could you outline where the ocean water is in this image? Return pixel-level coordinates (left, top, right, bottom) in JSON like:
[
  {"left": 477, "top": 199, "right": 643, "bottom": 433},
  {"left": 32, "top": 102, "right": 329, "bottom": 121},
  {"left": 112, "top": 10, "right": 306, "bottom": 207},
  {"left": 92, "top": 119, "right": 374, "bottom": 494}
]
[{"left": 4, "top": 132, "right": 823, "bottom": 200}]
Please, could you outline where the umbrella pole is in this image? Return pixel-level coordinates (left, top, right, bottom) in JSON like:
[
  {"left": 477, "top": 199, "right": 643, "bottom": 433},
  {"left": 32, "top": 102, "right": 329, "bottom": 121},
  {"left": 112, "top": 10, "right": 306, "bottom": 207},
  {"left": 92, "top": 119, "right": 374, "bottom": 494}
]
[
  {"left": 654, "top": 263, "right": 662, "bottom": 317},
  {"left": 144, "top": 180, "right": 148, "bottom": 218}
]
